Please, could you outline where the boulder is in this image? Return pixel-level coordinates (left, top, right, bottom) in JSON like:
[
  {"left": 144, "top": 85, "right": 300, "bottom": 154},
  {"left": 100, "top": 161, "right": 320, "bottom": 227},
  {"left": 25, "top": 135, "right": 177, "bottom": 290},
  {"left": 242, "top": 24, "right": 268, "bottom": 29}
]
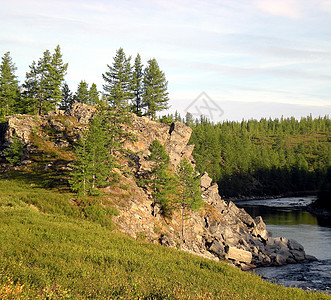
[
  {"left": 200, "top": 172, "right": 213, "bottom": 190},
  {"left": 252, "top": 216, "right": 269, "bottom": 240},
  {"left": 288, "top": 239, "right": 304, "bottom": 251},
  {"left": 207, "top": 240, "right": 224, "bottom": 257},
  {"left": 5, "top": 114, "right": 37, "bottom": 145},
  {"left": 237, "top": 209, "right": 255, "bottom": 227},
  {"left": 68, "top": 102, "right": 96, "bottom": 124},
  {"left": 290, "top": 249, "right": 306, "bottom": 262},
  {"left": 225, "top": 246, "right": 252, "bottom": 264}
]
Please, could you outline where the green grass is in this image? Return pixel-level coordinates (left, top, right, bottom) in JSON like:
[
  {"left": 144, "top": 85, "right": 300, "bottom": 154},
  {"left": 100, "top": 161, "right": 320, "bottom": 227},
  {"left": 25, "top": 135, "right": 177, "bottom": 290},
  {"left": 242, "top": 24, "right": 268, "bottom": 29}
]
[{"left": 0, "top": 179, "right": 329, "bottom": 299}]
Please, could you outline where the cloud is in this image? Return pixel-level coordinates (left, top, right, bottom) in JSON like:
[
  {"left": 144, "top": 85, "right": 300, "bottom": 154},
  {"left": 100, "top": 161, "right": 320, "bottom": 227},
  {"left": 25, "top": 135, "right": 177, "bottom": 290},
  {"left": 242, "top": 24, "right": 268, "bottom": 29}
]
[
  {"left": 255, "top": 0, "right": 331, "bottom": 19},
  {"left": 255, "top": 0, "right": 303, "bottom": 19}
]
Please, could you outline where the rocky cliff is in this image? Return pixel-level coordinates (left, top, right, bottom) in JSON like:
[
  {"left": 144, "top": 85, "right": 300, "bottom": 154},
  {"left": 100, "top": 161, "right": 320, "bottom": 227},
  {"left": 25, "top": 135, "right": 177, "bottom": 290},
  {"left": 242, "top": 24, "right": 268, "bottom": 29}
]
[{"left": 0, "top": 103, "right": 316, "bottom": 270}]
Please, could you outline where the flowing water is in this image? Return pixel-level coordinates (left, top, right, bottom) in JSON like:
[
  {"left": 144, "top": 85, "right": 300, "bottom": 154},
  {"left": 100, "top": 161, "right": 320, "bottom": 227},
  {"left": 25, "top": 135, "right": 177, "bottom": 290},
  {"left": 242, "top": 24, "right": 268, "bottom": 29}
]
[{"left": 235, "top": 197, "right": 331, "bottom": 293}]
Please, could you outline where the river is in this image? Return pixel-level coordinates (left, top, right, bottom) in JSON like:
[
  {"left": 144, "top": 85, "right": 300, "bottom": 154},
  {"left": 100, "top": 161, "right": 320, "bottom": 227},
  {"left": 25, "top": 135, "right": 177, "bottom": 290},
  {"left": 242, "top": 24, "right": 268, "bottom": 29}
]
[{"left": 235, "top": 196, "right": 331, "bottom": 293}]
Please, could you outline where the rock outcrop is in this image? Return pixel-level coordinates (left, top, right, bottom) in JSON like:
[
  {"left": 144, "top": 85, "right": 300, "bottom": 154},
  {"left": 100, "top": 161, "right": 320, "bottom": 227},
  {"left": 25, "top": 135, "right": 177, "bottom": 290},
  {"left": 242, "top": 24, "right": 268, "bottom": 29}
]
[{"left": 0, "top": 103, "right": 315, "bottom": 270}]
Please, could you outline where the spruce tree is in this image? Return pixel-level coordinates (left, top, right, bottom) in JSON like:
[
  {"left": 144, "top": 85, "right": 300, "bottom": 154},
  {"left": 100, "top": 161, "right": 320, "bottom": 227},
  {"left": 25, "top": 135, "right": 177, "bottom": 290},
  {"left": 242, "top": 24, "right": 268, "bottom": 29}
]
[
  {"left": 22, "top": 60, "right": 38, "bottom": 114},
  {"left": 3, "top": 133, "right": 24, "bottom": 165},
  {"left": 74, "top": 80, "right": 89, "bottom": 104},
  {"left": 148, "top": 139, "right": 176, "bottom": 213},
  {"left": 70, "top": 130, "right": 91, "bottom": 197},
  {"left": 49, "top": 45, "right": 68, "bottom": 109},
  {"left": 102, "top": 48, "right": 132, "bottom": 109},
  {"left": 87, "top": 109, "right": 113, "bottom": 192},
  {"left": 23, "top": 46, "right": 67, "bottom": 115},
  {"left": 88, "top": 83, "right": 100, "bottom": 106},
  {"left": 70, "top": 106, "right": 113, "bottom": 197},
  {"left": 143, "top": 58, "right": 169, "bottom": 120},
  {"left": 59, "top": 82, "right": 74, "bottom": 111},
  {"left": 102, "top": 49, "right": 134, "bottom": 156},
  {"left": 0, "top": 52, "right": 20, "bottom": 118},
  {"left": 36, "top": 49, "right": 52, "bottom": 114},
  {"left": 131, "top": 54, "right": 144, "bottom": 116},
  {"left": 176, "top": 158, "right": 202, "bottom": 240}
]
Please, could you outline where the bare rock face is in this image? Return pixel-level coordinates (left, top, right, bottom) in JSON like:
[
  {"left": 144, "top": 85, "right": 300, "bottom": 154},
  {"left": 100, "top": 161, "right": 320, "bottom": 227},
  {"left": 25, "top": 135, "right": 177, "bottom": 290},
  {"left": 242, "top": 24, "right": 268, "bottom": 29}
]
[
  {"left": 5, "top": 114, "right": 38, "bottom": 146},
  {"left": 200, "top": 172, "right": 213, "bottom": 190},
  {"left": 68, "top": 102, "right": 96, "bottom": 124},
  {"left": 124, "top": 115, "right": 193, "bottom": 169}
]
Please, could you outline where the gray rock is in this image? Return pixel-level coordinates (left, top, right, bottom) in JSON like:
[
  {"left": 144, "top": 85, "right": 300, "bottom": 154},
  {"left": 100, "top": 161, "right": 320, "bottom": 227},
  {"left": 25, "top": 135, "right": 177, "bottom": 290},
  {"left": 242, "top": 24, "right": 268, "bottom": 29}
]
[
  {"left": 208, "top": 240, "right": 224, "bottom": 257},
  {"left": 225, "top": 245, "right": 252, "bottom": 264},
  {"left": 200, "top": 172, "right": 213, "bottom": 189},
  {"left": 305, "top": 254, "right": 318, "bottom": 262},
  {"left": 288, "top": 239, "right": 304, "bottom": 251},
  {"left": 252, "top": 216, "right": 269, "bottom": 240},
  {"left": 290, "top": 249, "right": 306, "bottom": 262}
]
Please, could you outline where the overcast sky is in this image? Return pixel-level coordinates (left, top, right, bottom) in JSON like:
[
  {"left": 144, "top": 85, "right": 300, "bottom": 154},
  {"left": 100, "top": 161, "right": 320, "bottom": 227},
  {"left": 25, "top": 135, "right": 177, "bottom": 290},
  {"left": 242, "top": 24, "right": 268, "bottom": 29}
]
[{"left": 1, "top": 0, "right": 330, "bottom": 121}]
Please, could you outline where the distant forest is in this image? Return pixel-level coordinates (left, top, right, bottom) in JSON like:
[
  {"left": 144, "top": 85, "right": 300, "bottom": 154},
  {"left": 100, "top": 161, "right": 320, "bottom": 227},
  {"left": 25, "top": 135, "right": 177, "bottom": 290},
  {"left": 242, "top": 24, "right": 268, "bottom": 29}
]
[{"left": 163, "top": 113, "right": 330, "bottom": 199}]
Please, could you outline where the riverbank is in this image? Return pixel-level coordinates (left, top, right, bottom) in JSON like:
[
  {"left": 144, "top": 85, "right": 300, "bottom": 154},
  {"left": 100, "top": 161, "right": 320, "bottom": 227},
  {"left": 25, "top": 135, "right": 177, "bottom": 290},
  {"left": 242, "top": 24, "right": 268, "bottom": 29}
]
[
  {"left": 226, "top": 190, "right": 318, "bottom": 202},
  {"left": 235, "top": 196, "right": 331, "bottom": 293}
]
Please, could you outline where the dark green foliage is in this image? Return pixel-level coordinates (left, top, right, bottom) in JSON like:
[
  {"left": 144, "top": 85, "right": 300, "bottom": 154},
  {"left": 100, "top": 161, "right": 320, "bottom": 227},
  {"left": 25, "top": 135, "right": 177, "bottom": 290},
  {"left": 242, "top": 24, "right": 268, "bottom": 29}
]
[
  {"left": 131, "top": 53, "right": 145, "bottom": 116},
  {"left": 88, "top": 83, "right": 100, "bottom": 105},
  {"left": 87, "top": 110, "right": 114, "bottom": 190},
  {"left": 143, "top": 58, "right": 169, "bottom": 120},
  {"left": 102, "top": 47, "right": 132, "bottom": 109},
  {"left": 189, "top": 115, "right": 330, "bottom": 198},
  {"left": 176, "top": 158, "right": 202, "bottom": 238},
  {"left": 74, "top": 80, "right": 89, "bottom": 104},
  {"left": 23, "top": 45, "right": 68, "bottom": 115},
  {"left": 147, "top": 139, "right": 176, "bottom": 210},
  {"left": 3, "top": 133, "right": 24, "bottom": 165},
  {"left": 315, "top": 167, "right": 331, "bottom": 210},
  {"left": 59, "top": 82, "right": 74, "bottom": 111},
  {"left": 70, "top": 107, "right": 113, "bottom": 197},
  {"left": 0, "top": 51, "right": 20, "bottom": 119},
  {"left": 70, "top": 130, "right": 90, "bottom": 196}
]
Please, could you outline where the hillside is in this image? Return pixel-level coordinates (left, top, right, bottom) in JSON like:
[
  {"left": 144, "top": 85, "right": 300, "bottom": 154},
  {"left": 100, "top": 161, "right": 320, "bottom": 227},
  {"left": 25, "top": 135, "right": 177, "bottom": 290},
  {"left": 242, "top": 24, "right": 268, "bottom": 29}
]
[
  {"left": 1, "top": 180, "right": 329, "bottom": 299},
  {"left": 188, "top": 116, "right": 330, "bottom": 199},
  {"left": 0, "top": 104, "right": 328, "bottom": 299}
]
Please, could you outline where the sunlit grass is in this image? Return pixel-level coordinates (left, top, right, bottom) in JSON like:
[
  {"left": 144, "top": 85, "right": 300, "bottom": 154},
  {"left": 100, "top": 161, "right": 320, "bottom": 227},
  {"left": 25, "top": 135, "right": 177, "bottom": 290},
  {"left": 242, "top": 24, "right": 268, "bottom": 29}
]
[{"left": 0, "top": 178, "right": 329, "bottom": 299}]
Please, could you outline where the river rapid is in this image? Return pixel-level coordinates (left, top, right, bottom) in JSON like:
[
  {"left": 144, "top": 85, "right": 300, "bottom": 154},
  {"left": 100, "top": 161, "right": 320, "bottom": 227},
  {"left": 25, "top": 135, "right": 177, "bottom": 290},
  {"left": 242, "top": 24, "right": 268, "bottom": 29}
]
[{"left": 235, "top": 196, "right": 331, "bottom": 293}]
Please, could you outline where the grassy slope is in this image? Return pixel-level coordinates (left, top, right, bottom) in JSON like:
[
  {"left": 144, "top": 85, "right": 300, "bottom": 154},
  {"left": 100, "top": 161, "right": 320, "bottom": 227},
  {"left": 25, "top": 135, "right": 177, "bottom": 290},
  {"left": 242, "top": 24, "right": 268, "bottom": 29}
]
[{"left": 0, "top": 179, "right": 329, "bottom": 299}]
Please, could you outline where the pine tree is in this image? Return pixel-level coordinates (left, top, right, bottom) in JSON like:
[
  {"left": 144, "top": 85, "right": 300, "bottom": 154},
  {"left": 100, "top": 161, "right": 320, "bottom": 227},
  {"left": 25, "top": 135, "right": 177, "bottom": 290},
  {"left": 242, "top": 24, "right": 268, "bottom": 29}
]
[
  {"left": 102, "top": 48, "right": 132, "bottom": 109},
  {"left": 131, "top": 54, "right": 144, "bottom": 116},
  {"left": 143, "top": 58, "right": 169, "bottom": 120},
  {"left": 74, "top": 81, "right": 89, "bottom": 104},
  {"left": 59, "top": 82, "right": 74, "bottom": 111},
  {"left": 0, "top": 52, "right": 20, "bottom": 118},
  {"left": 176, "top": 158, "right": 202, "bottom": 240},
  {"left": 88, "top": 83, "right": 100, "bottom": 106}
]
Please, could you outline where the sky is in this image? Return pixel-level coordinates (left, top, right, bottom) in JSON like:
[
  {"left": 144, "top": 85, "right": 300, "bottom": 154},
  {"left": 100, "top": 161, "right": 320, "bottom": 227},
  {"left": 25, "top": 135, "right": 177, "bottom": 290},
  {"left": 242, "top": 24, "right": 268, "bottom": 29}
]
[{"left": 1, "top": 0, "right": 331, "bottom": 122}]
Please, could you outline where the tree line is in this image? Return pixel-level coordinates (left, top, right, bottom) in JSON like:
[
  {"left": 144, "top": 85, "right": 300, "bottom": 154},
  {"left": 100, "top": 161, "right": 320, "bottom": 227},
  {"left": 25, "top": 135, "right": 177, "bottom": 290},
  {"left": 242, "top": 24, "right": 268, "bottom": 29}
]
[
  {"left": 162, "top": 113, "right": 330, "bottom": 200},
  {"left": 0, "top": 46, "right": 169, "bottom": 120}
]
